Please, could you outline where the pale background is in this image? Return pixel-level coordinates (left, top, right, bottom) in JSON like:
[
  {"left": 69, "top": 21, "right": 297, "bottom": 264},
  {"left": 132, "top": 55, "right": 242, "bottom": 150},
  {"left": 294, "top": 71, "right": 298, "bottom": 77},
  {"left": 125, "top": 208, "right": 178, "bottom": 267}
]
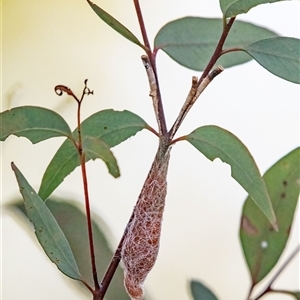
[{"left": 1, "top": 1, "right": 299, "bottom": 300}]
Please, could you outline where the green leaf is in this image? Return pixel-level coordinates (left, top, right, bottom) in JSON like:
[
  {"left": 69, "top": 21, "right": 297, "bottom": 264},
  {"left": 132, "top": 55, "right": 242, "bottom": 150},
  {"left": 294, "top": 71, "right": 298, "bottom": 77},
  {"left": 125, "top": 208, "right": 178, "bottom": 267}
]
[
  {"left": 154, "top": 17, "right": 278, "bottom": 71},
  {"left": 11, "top": 163, "right": 83, "bottom": 282},
  {"left": 279, "top": 291, "right": 300, "bottom": 300},
  {"left": 0, "top": 106, "right": 72, "bottom": 143},
  {"left": 78, "top": 109, "right": 149, "bottom": 147},
  {"left": 240, "top": 147, "right": 300, "bottom": 284},
  {"left": 289, "top": 291, "right": 300, "bottom": 300},
  {"left": 45, "top": 199, "right": 130, "bottom": 299},
  {"left": 38, "top": 139, "right": 80, "bottom": 201},
  {"left": 220, "top": 0, "right": 288, "bottom": 18},
  {"left": 185, "top": 125, "right": 277, "bottom": 228},
  {"left": 190, "top": 280, "right": 219, "bottom": 300},
  {"left": 39, "top": 109, "right": 149, "bottom": 200},
  {"left": 82, "top": 136, "right": 120, "bottom": 178},
  {"left": 243, "top": 37, "right": 300, "bottom": 84},
  {"left": 87, "top": 0, "right": 144, "bottom": 49},
  {"left": 9, "top": 198, "right": 131, "bottom": 299}
]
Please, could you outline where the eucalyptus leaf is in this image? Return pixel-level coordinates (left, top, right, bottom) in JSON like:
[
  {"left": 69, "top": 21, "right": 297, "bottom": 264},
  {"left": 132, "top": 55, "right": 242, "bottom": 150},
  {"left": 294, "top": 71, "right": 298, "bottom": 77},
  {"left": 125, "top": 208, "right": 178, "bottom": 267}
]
[
  {"left": 38, "top": 139, "right": 80, "bottom": 201},
  {"left": 220, "top": 0, "right": 289, "bottom": 18},
  {"left": 82, "top": 136, "right": 120, "bottom": 178},
  {"left": 87, "top": 0, "right": 144, "bottom": 49},
  {"left": 0, "top": 106, "right": 72, "bottom": 143},
  {"left": 275, "top": 290, "right": 300, "bottom": 300},
  {"left": 45, "top": 200, "right": 130, "bottom": 299},
  {"left": 11, "top": 163, "right": 84, "bottom": 282},
  {"left": 39, "top": 109, "right": 149, "bottom": 200},
  {"left": 289, "top": 291, "right": 300, "bottom": 300},
  {"left": 190, "top": 280, "right": 219, "bottom": 300},
  {"left": 243, "top": 37, "right": 300, "bottom": 84},
  {"left": 184, "top": 125, "right": 277, "bottom": 228},
  {"left": 240, "top": 147, "right": 300, "bottom": 284},
  {"left": 154, "top": 17, "right": 278, "bottom": 71}
]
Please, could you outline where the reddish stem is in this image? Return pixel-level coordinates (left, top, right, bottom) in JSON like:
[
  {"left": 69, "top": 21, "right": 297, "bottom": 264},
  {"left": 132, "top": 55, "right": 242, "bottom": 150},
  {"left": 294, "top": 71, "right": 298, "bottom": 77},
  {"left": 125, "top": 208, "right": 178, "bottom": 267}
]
[
  {"left": 167, "top": 18, "right": 236, "bottom": 140},
  {"left": 220, "top": 46, "right": 243, "bottom": 56},
  {"left": 54, "top": 81, "right": 99, "bottom": 297},
  {"left": 80, "top": 154, "right": 100, "bottom": 291},
  {"left": 133, "top": 0, "right": 168, "bottom": 136},
  {"left": 198, "top": 17, "right": 236, "bottom": 85},
  {"left": 98, "top": 213, "right": 135, "bottom": 297},
  {"left": 76, "top": 99, "right": 100, "bottom": 293},
  {"left": 133, "top": 0, "right": 151, "bottom": 56}
]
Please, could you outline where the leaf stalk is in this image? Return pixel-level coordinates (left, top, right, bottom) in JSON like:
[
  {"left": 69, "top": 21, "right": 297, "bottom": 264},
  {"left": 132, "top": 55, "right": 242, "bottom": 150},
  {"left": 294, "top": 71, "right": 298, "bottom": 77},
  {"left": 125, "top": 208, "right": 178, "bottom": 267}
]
[
  {"left": 249, "top": 245, "right": 300, "bottom": 300},
  {"left": 72, "top": 81, "right": 100, "bottom": 294}
]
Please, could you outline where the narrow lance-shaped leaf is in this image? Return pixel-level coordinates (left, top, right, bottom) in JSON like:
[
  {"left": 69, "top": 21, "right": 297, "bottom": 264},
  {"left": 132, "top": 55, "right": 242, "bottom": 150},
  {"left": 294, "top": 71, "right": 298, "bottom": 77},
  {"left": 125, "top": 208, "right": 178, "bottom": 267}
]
[
  {"left": 0, "top": 106, "right": 72, "bottom": 143},
  {"left": 184, "top": 125, "right": 277, "bottom": 229},
  {"left": 220, "top": 0, "right": 288, "bottom": 18},
  {"left": 242, "top": 37, "right": 300, "bottom": 84},
  {"left": 11, "top": 163, "right": 84, "bottom": 282},
  {"left": 87, "top": 0, "right": 144, "bottom": 49},
  {"left": 190, "top": 280, "right": 219, "bottom": 300},
  {"left": 39, "top": 109, "right": 150, "bottom": 200},
  {"left": 154, "top": 17, "right": 278, "bottom": 71},
  {"left": 82, "top": 136, "right": 120, "bottom": 178},
  {"left": 240, "top": 147, "right": 300, "bottom": 284}
]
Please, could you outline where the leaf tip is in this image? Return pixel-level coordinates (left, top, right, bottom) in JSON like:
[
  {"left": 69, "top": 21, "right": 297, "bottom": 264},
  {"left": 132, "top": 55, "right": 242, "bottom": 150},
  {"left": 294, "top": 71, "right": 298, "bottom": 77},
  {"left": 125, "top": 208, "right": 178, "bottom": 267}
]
[
  {"left": 272, "top": 221, "right": 279, "bottom": 233},
  {"left": 11, "top": 161, "right": 16, "bottom": 171}
]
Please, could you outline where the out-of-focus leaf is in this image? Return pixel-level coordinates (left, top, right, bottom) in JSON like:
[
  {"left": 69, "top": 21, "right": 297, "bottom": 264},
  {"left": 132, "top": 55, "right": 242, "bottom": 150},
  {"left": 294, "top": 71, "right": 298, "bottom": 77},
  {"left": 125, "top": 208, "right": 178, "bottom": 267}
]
[
  {"left": 220, "top": 0, "right": 288, "bottom": 18},
  {"left": 276, "top": 291, "right": 300, "bottom": 300},
  {"left": 38, "top": 109, "right": 149, "bottom": 200},
  {"left": 46, "top": 200, "right": 130, "bottom": 300},
  {"left": 11, "top": 163, "right": 84, "bottom": 282},
  {"left": 289, "top": 291, "right": 300, "bottom": 299},
  {"left": 9, "top": 198, "right": 131, "bottom": 300},
  {"left": 87, "top": 0, "right": 144, "bottom": 49},
  {"left": 240, "top": 147, "right": 300, "bottom": 284},
  {"left": 83, "top": 136, "right": 120, "bottom": 178},
  {"left": 243, "top": 37, "right": 300, "bottom": 84},
  {"left": 190, "top": 280, "right": 219, "bottom": 300},
  {"left": 185, "top": 125, "right": 277, "bottom": 228},
  {"left": 154, "top": 17, "right": 278, "bottom": 71},
  {"left": 0, "top": 106, "right": 72, "bottom": 143}
]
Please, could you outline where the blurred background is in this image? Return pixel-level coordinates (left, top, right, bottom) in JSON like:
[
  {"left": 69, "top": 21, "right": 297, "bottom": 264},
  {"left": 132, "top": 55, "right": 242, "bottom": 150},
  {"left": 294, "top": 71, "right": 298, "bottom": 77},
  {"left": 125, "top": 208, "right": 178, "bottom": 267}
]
[{"left": 2, "top": 0, "right": 299, "bottom": 299}]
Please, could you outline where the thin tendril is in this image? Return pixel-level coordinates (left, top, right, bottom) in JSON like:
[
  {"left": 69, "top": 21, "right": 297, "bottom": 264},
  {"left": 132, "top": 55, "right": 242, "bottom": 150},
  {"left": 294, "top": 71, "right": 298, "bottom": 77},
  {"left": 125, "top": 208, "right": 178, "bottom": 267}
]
[{"left": 55, "top": 79, "right": 93, "bottom": 103}]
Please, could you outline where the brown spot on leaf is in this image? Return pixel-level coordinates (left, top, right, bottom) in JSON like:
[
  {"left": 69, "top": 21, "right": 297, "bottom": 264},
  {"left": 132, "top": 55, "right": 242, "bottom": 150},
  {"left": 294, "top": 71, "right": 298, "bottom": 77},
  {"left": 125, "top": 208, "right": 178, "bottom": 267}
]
[
  {"left": 280, "top": 192, "right": 286, "bottom": 199},
  {"left": 282, "top": 180, "right": 288, "bottom": 186},
  {"left": 268, "top": 224, "right": 276, "bottom": 232},
  {"left": 241, "top": 216, "right": 258, "bottom": 235}
]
